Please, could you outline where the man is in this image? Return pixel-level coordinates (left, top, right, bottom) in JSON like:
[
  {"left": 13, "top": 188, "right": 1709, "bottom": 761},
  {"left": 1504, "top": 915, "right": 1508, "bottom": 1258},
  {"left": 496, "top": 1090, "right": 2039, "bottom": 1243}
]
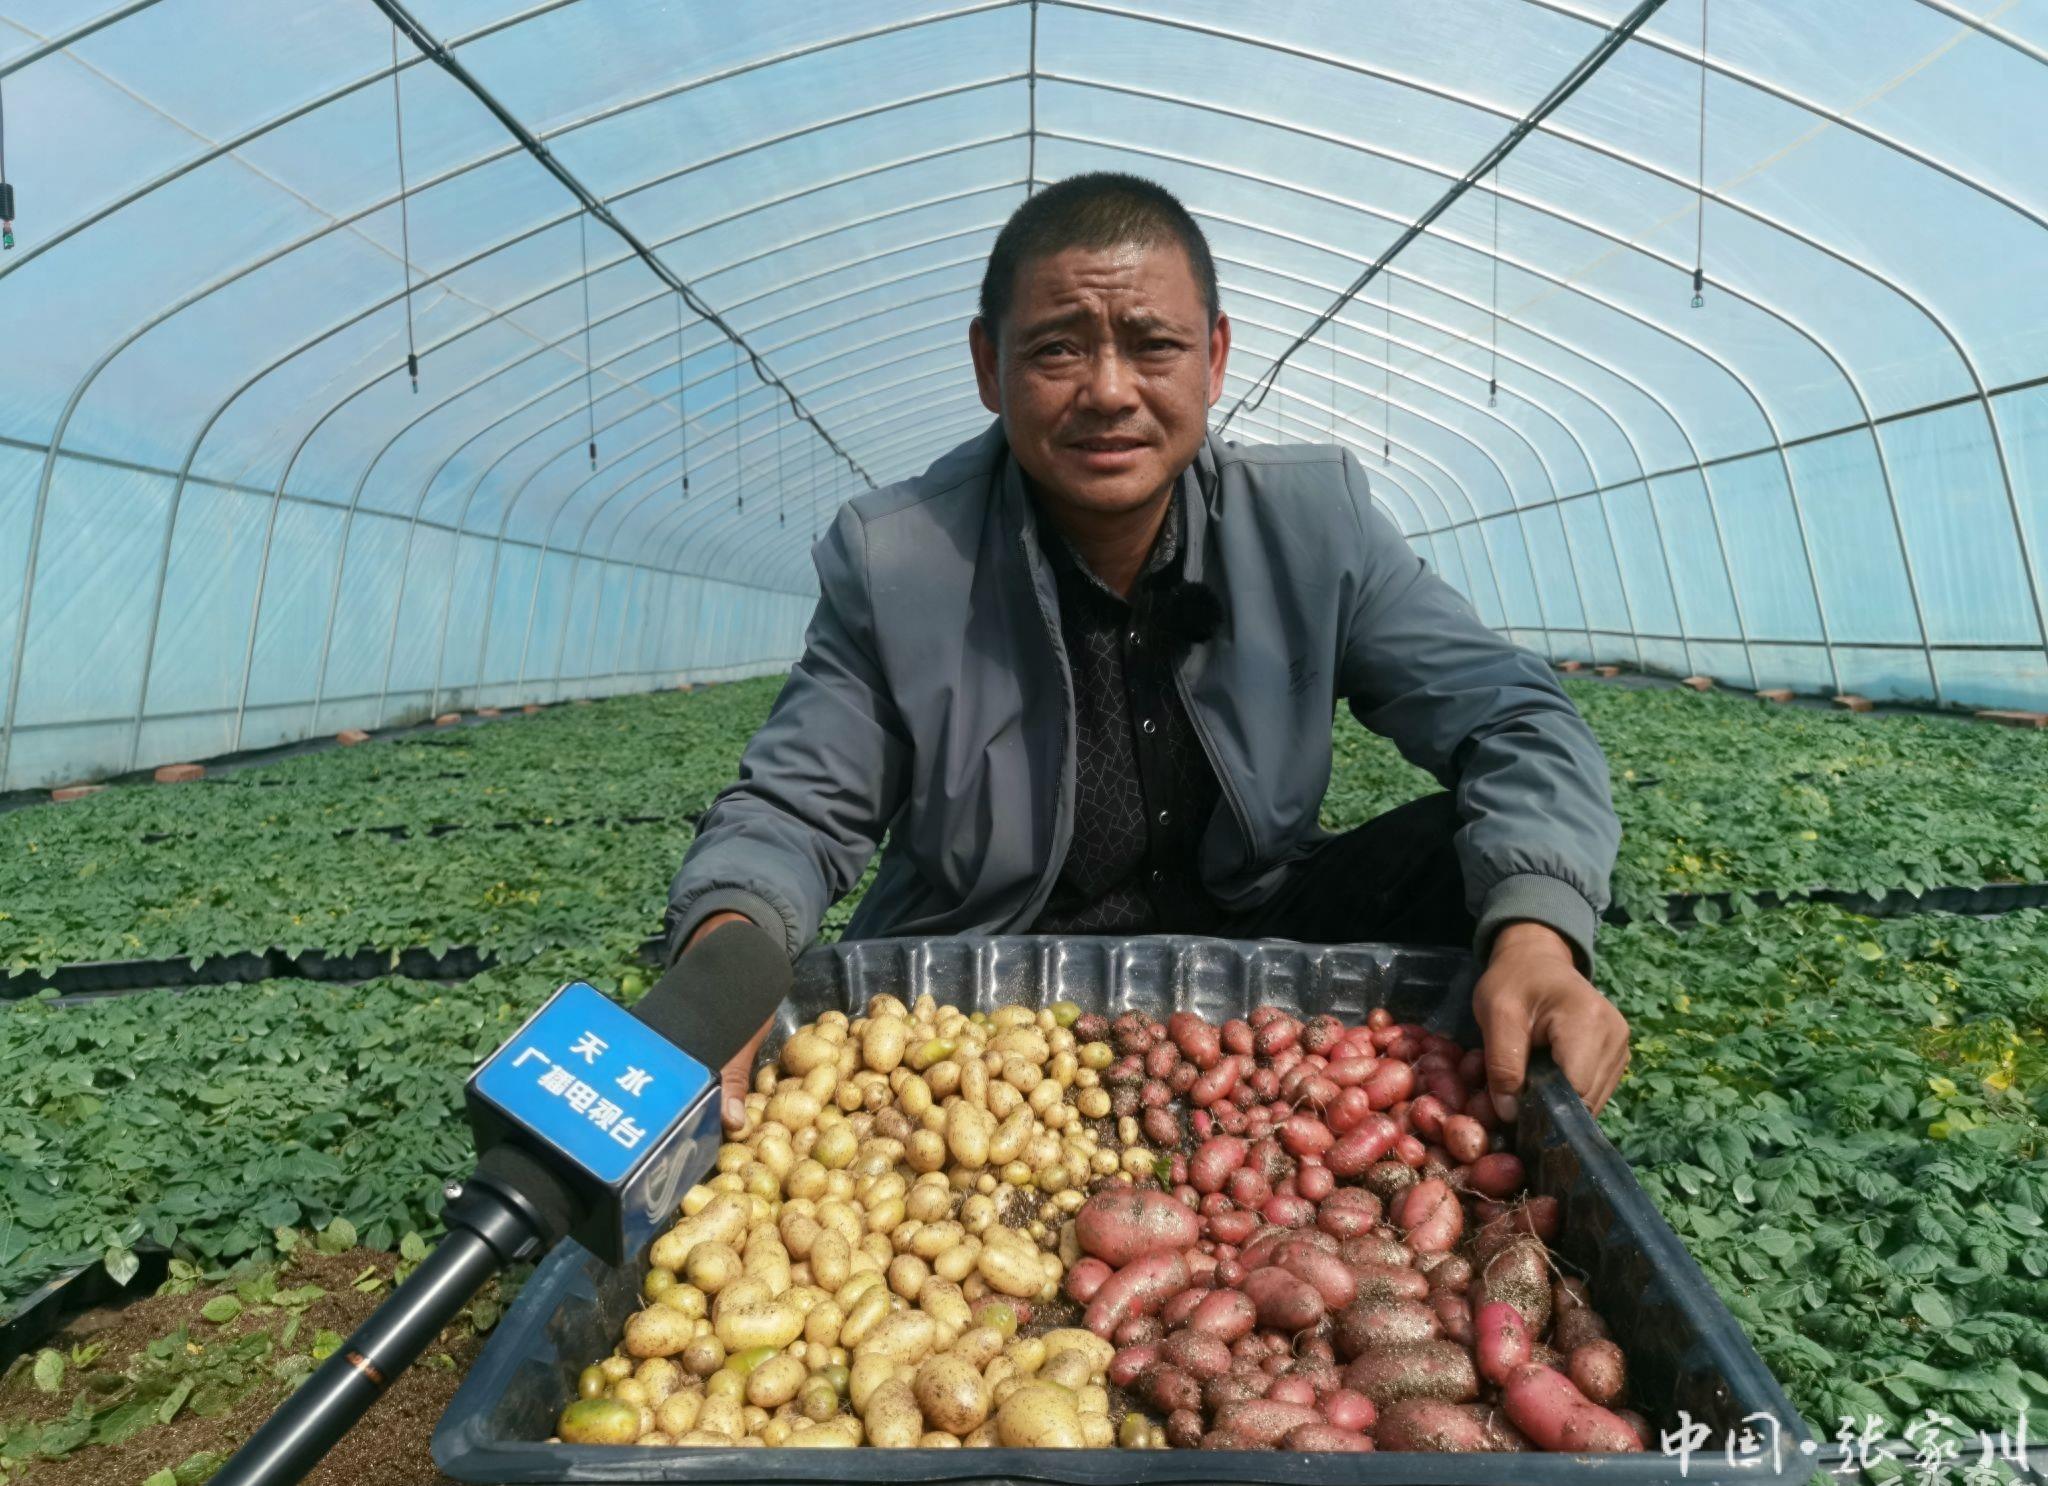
[{"left": 666, "top": 173, "right": 1628, "bottom": 1134}]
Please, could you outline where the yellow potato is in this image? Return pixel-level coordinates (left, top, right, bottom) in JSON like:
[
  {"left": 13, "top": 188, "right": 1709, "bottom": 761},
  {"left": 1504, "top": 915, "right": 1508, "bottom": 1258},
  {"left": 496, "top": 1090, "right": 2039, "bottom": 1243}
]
[
  {"left": 853, "top": 1310, "right": 937, "bottom": 1365},
  {"left": 695, "top": 1393, "right": 744, "bottom": 1439},
  {"left": 780, "top": 1030, "right": 837, "bottom": 1076},
  {"left": 713, "top": 1301, "right": 802, "bottom": 1354},
  {"left": 655, "top": 1390, "right": 702, "bottom": 1436},
  {"left": 1082, "top": 1415, "right": 1115, "bottom": 1448},
  {"left": 837, "top": 1285, "right": 890, "bottom": 1349},
  {"left": 887, "top": 1254, "right": 929, "bottom": 1300},
  {"left": 848, "top": 1351, "right": 897, "bottom": 1413},
  {"left": 862, "top": 1378, "right": 923, "bottom": 1448},
  {"left": 813, "top": 1123, "right": 857, "bottom": 1170},
  {"left": 802, "top": 1298, "right": 843, "bottom": 1348},
  {"left": 988, "top": 1108, "right": 1032, "bottom": 1167},
  {"left": 623, "top": 1307, "right": 693, "bottom": 1359},
  {"left": 1039, "top": 1348, "right": 1092, "bottom": 1392},
  {"left": 682, "top": 1241, "right": 740, "bottom": 1295},
  {"left": 785, "top": 1416, "right": 863, "bottom": 1447},
  {"left": 914, "top": 1354, "right": 991, "bottom": 1436},
  {"left": 680, "top": 1335, "right": 725, "bottom": 1377},
  {"left": 649, "top": 1193, "right": 750, "bottom": 1273},
  {"left": 862, "top": 1016, "right": 910, "bottom": 1074},
  {"left": 975, "top": 1235, "right": 1043, "bottom": 1300},
  {"left": 995, "top": 1382, "right": 1084, "bottom": 1448},
  {"left": 745, "top": 1354, "right": 807, "bottom": 1409}
]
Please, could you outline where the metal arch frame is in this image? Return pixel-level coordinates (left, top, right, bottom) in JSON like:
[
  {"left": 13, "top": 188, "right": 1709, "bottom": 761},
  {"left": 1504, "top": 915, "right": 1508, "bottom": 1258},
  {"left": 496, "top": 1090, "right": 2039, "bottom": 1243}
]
[
  {"left": 1211, "top": 245, "right": 1646, "bottom": 659},
  {"left": 1037, "top": 80, "right": 1959, "bottom": 691},
  {"left": 1224, "top": 299, "right": 1599, "bottom": 654},
  {"left": 1038, "top": 129, "right": 1806, "bottom": 690},
  {"left": 1911, "top": 0, "right": 2048, "bottom": 66},
  {"left": 1220, "top": 323, "right": 1557, "bottom": 641},
  {"left": 8, "top": 9, "right": 2034, "bottom": 760},
  {"left": 1195, "top": 203, "right": 1699, "bottom": 675},
  {"left": 2, "top": 76, "right": 1031, "bottom": 773}
]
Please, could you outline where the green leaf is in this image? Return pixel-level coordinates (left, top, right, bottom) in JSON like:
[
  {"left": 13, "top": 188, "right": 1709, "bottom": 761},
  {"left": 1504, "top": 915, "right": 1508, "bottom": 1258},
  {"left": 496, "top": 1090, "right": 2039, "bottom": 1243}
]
[
  {"left": 200, "top": 1295, "right": 243, "bottom": 1324},
  {"left": 315, "top": 1218, "right": 357, "bottom": 1255},
  {"left": 311, "top": 1329, "right": 343, "bottom": 1361},
  {"left": 31, "top": 1348, "right": 64, "bottom": 1393},
  {"left": 103, "top": 1245, "right": 139, "bottom": 1287},
  {"left": 1912, "top": 1290, "right": 1957, "bottom": 1329},
  {"left": 144, "top": 1472, "right": 178, "bottom": 1486},
  {"left": 399, "top": 1231, "right": 428, "bottom": 1264},
  {"left": 1854, "top": 940, "right": 1886, "bottom": 961}
]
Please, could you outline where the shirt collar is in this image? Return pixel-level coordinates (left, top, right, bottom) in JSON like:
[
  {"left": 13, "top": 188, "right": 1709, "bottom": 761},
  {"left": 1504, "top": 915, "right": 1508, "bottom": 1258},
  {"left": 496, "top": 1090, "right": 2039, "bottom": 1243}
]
[{"left": 1027, "top": 470, "right": 1188, "bottom": 607}]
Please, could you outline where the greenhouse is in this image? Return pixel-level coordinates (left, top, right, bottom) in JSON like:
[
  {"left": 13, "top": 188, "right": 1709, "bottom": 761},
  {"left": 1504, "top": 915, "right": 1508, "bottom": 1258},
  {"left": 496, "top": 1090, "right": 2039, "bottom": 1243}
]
[{"left": 1, "top": 1, "right": 2044, "bottom": 1483}]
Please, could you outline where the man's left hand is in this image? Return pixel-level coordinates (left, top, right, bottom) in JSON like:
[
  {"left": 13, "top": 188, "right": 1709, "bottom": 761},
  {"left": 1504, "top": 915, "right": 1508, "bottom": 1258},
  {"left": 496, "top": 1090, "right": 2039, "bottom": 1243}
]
[{"left": 1472, "top": 920, "right": 1630, "bottom": 1121}]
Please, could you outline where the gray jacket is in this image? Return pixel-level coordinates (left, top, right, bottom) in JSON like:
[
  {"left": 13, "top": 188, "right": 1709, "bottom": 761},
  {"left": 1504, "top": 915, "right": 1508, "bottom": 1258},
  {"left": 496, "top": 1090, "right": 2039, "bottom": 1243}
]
[{"left": 664, "top": 421, "right": 1619, "bottom": 974}]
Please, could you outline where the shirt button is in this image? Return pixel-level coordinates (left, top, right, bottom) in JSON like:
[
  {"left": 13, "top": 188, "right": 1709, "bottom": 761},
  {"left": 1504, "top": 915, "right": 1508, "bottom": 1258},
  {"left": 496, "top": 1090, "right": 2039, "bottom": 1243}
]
[
  {"left": 1141, "top": 718, "right": 1157, "bottom": 735},
  {"left": 1151, "top": 869, "right": 1165, "bottom": 886},
  {"left": 1127, "top": 629, "right": 1140, "bottom": 646},
  {"left": 1157, "top": 809, "right": 1171, "bottom": 826}
]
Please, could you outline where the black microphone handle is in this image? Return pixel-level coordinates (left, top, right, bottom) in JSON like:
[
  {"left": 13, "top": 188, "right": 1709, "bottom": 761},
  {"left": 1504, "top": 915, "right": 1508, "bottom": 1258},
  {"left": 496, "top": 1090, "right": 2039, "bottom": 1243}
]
[
  {"left": 631, "top": 914, "right": 792, "bottom": 1069},
  {"left": 211, "top": 1179, "right": 539, "bottom": 1486}
]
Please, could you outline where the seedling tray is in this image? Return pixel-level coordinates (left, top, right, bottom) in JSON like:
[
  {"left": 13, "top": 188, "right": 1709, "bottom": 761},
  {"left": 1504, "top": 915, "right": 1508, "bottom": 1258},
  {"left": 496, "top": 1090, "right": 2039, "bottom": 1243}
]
[{"left": 433, "top": 933, "right": 1814, "bottom": 1485}]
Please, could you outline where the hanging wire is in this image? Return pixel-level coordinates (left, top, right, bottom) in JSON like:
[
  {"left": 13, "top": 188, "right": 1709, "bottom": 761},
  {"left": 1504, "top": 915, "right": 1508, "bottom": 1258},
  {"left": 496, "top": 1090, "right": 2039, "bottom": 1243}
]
[
  {"left": 1488, "top": 167, "right": 1501, "bottom": 407},
  {"left": 390, "top": 25, "right": 418, "bottom": 389},
  {"left": 1692, "top": 0, "right": 1710, "bottom": 309},
  {"left": 0, "top": 75, "right": 14, "bottom": 251},
  {"left": 673, "top": 295, "right": 689, "bottom": 497},
  {"left": 809, "top": 437, "right": 818, "bottom": 539},
  {"left": 579, "top": 212, "right": 597, "bottom": 468},
  {"left": 733, "top": 341, "right": 744, "bottom": 513},
  {"left": 776, "top": 408, "right": 786, "bottom": 526},
  {"left": 1381, "top": 278, "right": 1392, "bottom": 463}
]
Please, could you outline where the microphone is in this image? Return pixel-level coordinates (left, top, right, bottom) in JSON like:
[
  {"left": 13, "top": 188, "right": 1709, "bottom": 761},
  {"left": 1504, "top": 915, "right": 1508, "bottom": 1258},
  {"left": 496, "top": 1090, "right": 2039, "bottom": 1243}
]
[{"left": 212, "top": 919, "right": 791, "bottom": 1486}]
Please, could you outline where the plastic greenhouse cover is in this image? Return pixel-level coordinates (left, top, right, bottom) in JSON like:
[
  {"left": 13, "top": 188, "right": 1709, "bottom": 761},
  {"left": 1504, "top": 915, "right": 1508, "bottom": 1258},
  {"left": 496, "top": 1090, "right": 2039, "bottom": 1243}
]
[{"left": 0, "top": 0, "right": 2045, "bottom": 791}]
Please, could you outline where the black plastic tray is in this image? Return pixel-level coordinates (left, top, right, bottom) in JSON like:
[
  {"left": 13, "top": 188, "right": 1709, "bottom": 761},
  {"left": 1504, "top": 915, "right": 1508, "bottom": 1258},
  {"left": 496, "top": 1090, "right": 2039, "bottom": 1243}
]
[
  {"left": 431, "top": 933, "right": 1812, "bottom": 1483},
  {"left": 1611, "top": 882, "right": 2048, "bottom": 928},
  {"left": 0, "top": 943, "right": 504, "bottom": 1001},
  {"left": 0, "top": 1243, "right": 171, "bottom": 1373}
]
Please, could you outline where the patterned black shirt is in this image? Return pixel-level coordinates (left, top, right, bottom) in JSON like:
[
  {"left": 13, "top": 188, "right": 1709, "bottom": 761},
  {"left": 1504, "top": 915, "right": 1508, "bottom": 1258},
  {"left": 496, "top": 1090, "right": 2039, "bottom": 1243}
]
[{"left": 1028, "top": 480, "right": 1225, "bottom": 935}]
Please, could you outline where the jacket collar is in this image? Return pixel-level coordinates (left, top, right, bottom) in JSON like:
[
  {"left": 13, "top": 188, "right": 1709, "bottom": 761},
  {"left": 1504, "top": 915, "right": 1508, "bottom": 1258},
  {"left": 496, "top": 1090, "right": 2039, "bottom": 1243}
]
[{"left": 987, "top": 418, "right": 1221, "bottom": 591}]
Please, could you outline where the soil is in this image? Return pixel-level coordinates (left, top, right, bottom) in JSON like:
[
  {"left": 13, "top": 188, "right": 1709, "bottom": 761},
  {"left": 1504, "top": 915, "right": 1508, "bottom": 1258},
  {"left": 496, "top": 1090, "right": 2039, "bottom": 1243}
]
[{"left": 1, "top": 1248, "right": 491, "bottom": 1485}]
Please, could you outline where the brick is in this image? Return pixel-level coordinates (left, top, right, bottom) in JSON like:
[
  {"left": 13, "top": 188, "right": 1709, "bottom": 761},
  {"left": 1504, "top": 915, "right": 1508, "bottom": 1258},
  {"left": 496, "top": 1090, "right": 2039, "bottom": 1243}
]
[
  {"left": 1755, "top": 688, "right": 1795, "bottom": 704},
  {"left": 1556, "top": 660, "right": 1584, "bottom": 673},
  {"left": 475, "top": 707, "right": 502, "bottom": 719},
  {"left": 1680, "top": 676, "right": 1714, "bottom": 692},
  {"left": 434, "top": 712, "right": 461, "bottom": 727},
  {"left": 154, "top": 762, "right": 204, "bottom": 784},
  {"left": 522, "top": 704, "right": 544, "bottom": 715},
  {"left": 1832, "top": 694, "right": 1874, "bottom": 713},
  {"left": 1595, "top": 665, "right": 1621, "bottom": 678},
  {"left": 336, "top": 729, "right": 371, "bottom": 746},
  {"left": 1976, "top": 709, "right": 2048, "bottom": 729},
  {"left": 52, "top": 784, "right": 107, "bottom": 803}
]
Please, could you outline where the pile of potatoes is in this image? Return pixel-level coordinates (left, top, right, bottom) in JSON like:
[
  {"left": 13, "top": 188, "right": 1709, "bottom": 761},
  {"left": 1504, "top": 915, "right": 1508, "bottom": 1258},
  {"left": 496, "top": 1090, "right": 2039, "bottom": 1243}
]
[{"left": 555, "top": 993, "right": 1168, "bottom": 1449}]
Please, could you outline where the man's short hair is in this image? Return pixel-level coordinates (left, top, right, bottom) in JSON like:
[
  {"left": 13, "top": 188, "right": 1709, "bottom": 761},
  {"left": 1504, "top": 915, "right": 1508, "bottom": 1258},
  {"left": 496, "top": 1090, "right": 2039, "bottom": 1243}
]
[{"left": 978, "top": 172, "right": 1220, "bottom": 338}]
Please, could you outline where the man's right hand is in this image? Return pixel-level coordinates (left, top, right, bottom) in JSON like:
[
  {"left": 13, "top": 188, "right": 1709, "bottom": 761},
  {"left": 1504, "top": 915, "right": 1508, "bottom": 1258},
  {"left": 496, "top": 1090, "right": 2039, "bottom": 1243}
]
[{"left": 686, "top": 911, "right": 776, "bottom": 1131}]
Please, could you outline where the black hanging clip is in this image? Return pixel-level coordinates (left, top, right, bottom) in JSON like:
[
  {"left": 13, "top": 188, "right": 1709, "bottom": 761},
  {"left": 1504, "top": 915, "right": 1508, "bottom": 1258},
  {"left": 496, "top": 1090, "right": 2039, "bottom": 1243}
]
[
  {"left": 407, "top": 350, "right": 419, "bottom": 393},
  {"left": 1, "top": 182, "right": 15, "bottom": 251}
]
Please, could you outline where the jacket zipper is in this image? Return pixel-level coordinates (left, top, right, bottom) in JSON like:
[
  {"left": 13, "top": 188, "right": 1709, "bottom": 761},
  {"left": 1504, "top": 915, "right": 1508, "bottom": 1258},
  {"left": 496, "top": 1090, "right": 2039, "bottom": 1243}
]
[
  {"left": 1024, "top": 541, "right": 1078, "bottom": 924},
  {"left": 1172, "top": 661, "right": 1256, "bottom": 876}
]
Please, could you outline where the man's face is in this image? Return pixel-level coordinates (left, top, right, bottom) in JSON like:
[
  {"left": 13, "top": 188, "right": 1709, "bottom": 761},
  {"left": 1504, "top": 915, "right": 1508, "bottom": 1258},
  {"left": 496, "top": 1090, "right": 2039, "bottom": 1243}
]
[{"left": 970, "top": 240, "right": 1230, "bottom": 519}]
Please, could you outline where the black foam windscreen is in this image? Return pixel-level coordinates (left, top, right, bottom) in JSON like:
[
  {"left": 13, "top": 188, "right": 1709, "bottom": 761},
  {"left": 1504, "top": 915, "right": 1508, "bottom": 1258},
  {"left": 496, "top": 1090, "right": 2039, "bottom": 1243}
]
[{"left": 629, "top": 917, "right": 792, "bottom": 1071}]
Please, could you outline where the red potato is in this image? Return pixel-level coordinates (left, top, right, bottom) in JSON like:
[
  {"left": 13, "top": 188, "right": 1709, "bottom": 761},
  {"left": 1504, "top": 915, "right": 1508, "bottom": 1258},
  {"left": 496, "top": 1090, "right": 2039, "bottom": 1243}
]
[
  {"left": 1207, "top": 1371, "right": 1266, "bottom": 1411},
  {"left": 1209, "top": 1208, "right": 1259, "bottom": 1247},
  {"left": 1214, "top": 1400, "right": 1322, "bottom": 1448},
  {"left": 1365, "top": 1060, "right": 1417, "bottom": 1110},
  {"left": 1340, "top": 1229, "right": 1415, "bottom": 1269},
  {"left": 1116, "top": 1315, "right": 1165, "bottom": 1347},
  {"left": 1238, "top": 1227, "right": 1289, "bottom": 1271},
  {"left": 1191, "top": 1136, "right": 1247, "bottom": 1194},
  {"left": 1302, "top": 1015, "right": 1345, "bottom": 1056},
  {"left": 1065, "top": 1256, "right": 1113, "bottom": 1304},
  {"left": 1109, "top": 1344, "right": 1159, "bottom": 1387},
  {"left": 1242, "top": 1267, "right": 1326, "bottom": 1332},
  {"left": 1501, "top": 1364, "right": 1644, "bottom": 1452},
  {"left": 1342, "top": 1342, "right": 1480, "bottom": 1406},
  {"left": 1254, "top": 1018, "right": 1300, "bottom": 1058},
  {"left": 1169, "top": 1062, "right": 1199, "bottom": 1097},
  {"left": 1569, "top": 1340, "right": 1626, "bottom": 1407},
  {"left": 1349, "top": 1262, "right": 1430, "bottom": 1305},
  {"left": 1145, "top": 1043, "right": 1178, "bottom": 1080},
  {"left": 1333, "top": 1300, "right": 1441, "bottom": 1358},
  {"left": 1184, "top": 1248, "right": 1219, "bottom": 1286},
  {"left": 1222, "top": 1018, "right": 1254, "bottom": 1055},
  {"left": 1296, "top": 1163, "right": 1335, "bottom": 1202},
  {"left": 1614, "top": 1408, "right": 1654, "bottom": 1450},
  {"left": 1248, "top": 1005, "right": 1284, "bottom": 1028},
  {"left": 1464, "top": 1091, "right": 1503, "bottom": 1131},
  {"left": 1285, "top": 1424, "right": 1373, "bottom": 1452},
  {"left": 1196, "top": 1431, "right": 1265, "bottom": 1451},
  {"left": 1187, "top": 1287, "right": 1258, "bottom": 1342},
  {"left": 1315, "top": 1187, "right": 1382, "bottom": 1239},
  {"left": 1325, "top": 1087, "right": 1372, "bottom": 1135},
  {"left": 1227, "top": 1167, "right": 1271, "bottom": 1209},
  {"left": 1327, "top": 1113, "right": 1401, "bottom": 1176},
  {"left": 1441, "top": 1114, "right": 1489, "bottom": 1164},
  {"left": 1163, "top": 1329, "right": 1235, "bottom": 1381},
  {"left": 1376, "top": 1399, "right": 1494, "bottom": 1452},
  {"left": 1084, "top": 1249, "right": 1189, "bottom": 1337},
  {"left": 1077, "top": 1189, "right": 1202, "bottom": 1266},
  {"left": 1215, "top": 1102, "right": 1248, "bottom": 1135},
  {"left": 1139, "top": 1081, "right": 1171, "bottom": 1109},
  {"left": 1474, "top": 1237, "right": 1554, "bottom": 1335},
  {"left": 1261, "top": 1194, "right": 1315, "bottom": 1228},
  {"left": 1143, "top": 1106, "right": 1182, "bottom": 1147},
  {"left": 1300, "top": 1076, "right": 1340, "bottom": 1112},
  {"left": 1171, "top": 1179, "right": 1195, "bottom": 1207},
  {"left": 1459, "top": 1047, "right": 1486, "bottom": 1086},
  {"left": 1322, "top": 1389, "right": 1376, "bottom": 1434},
  {"left": 1171, "top": 1014, "right": 1223, "bottom": 1070},
  {"left": 1393, "top": 1178, "right": 1464, "bottom": 1253},
  {"left": 1164, "top": 1409, "right": 1205, "bottom": 1449},
  {"left": 1394, "top": 1134, "right": 1428, "bottom": 1168},
  {"left": 1274, "top": 1240, "right": 1359, "bottom": 1311},
  {"left": 1199, "top": 1191, "right": 1232, "bottom": 1220},
  {"left": 1467, "top": 1152, "right": 1526, "bottom": 1199},
  {"left": 1264, "top": 1375, "right": 1316, "bottom": 1407},
  {"left": 1215, "top": 1257, "right": 1246, "bottom": 1288},
  {"left": 1367, "top": 1008, "right": 1393, "bottom": 1031},
  {"left": 1552, "top": 1278, "right": 1610, "bottom": 1352},
  {"left": 1161, "top": 1288, "right": 1207, "bottom": 1330},
  {"left": 1189, "top": 1058, "right": 1239, "bottom": 1108},
  {"left": 1280, "top": 1115, "right": 1334, "bottom": 1159},
  {"left": 1190, "top": 1109, "right": 1214, "bottom": 1140},
  {"left": 1147, "top": 1365, "right": 1203, "bottom": 1415},
  {"left": 1432, "top": 1291, "right": 1474, "bottom": 1347},
  {"left": 1475, "top": 1300, "right": 1533, "bottom": 1385},
  {"left": 1407, "top": 1093, "right": 1450, "bottom": 1142},
  {"left": 1325, "top": 1056, "right": 1375, "bottom": 1088}
]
